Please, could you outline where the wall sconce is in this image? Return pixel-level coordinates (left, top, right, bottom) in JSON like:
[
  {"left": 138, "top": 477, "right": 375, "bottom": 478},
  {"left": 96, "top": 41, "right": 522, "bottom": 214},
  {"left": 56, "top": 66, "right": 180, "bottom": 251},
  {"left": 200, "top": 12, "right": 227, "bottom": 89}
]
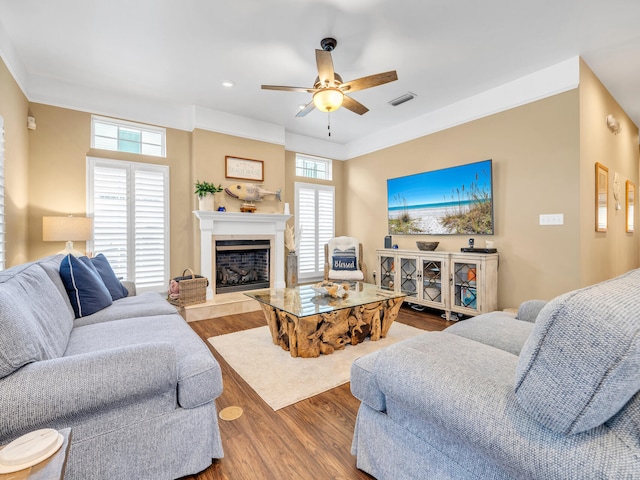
[
  {"left": 606, "top": 114, "right": 621, "bottom": 135},
  {"left": 27, "top": 116, "right": 36, "bottom": 130},
  {"left": 43, "top": 216, "right": 93, "bottom": 257}
]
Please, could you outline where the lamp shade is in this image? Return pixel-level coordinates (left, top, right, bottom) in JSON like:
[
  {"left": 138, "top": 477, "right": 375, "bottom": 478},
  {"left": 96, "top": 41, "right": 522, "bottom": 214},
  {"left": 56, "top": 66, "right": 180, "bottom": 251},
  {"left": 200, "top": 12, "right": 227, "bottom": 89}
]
[
  {"left": 43, "top": 216, "right": 93, "bottom": 242},
  {"left": 313, "top": 88, "right": 344, "bottom": 113}
]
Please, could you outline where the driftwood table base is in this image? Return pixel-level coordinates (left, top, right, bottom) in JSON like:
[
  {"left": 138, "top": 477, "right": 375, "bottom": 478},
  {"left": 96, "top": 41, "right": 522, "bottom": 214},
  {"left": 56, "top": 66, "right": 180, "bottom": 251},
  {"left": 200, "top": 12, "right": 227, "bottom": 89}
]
[{"left": 259, "top": 296, "right": 405, "bottom": 358}]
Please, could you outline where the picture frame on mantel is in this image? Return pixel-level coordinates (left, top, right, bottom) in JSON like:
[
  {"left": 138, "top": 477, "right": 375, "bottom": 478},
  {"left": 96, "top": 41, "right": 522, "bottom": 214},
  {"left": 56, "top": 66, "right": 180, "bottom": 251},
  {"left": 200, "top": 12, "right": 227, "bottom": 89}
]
[
  {"left": 595, "top": 162, "right": 608, "bottom": 232},
  {"left": 225, "top": 156, "right": 264, "bottom": 182}
]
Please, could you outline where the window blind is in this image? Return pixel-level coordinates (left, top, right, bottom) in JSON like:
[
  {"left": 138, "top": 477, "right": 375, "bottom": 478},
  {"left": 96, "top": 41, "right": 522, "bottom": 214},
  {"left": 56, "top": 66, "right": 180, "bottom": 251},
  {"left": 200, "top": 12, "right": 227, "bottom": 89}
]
[
  {"left": 295, "top": 182, "right": 334, "bottom": 281},
  {"left": 87, "top": 157, "right": 169, "bottom": 291},
  {"left": 134, "top": 168, "right": 167, "bottom": 286}
]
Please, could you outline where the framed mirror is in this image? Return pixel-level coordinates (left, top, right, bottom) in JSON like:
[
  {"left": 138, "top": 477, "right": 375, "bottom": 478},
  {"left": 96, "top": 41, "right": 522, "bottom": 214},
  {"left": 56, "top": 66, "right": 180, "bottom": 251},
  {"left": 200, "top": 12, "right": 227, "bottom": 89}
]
[
  {"left": 595, "top": 162, "right": 608, "bottom": 232},
  {"left": 626, "top": 180, "right": 635, "bottom": 233}
]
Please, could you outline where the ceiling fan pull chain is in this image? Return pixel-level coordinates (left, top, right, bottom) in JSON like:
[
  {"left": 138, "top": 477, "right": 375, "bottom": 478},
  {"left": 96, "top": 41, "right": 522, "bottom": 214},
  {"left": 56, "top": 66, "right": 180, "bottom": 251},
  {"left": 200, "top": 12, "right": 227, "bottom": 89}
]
[{"left": 328, "top": 112, "right": 331, "bottom": 137}]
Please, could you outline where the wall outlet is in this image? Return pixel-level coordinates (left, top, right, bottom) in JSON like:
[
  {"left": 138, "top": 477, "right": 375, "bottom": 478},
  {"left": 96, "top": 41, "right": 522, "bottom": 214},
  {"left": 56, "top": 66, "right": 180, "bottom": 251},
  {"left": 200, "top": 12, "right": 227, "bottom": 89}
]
[{"left": 539, "top": 214, "right": 564, "bottom": 225}]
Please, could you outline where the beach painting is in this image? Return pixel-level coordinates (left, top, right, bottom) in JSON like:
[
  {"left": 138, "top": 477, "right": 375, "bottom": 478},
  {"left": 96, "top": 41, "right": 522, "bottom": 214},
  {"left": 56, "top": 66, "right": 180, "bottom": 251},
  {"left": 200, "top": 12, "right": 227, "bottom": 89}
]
[{"left": 387, "top": 159, "right": 494, "bottom": 235}]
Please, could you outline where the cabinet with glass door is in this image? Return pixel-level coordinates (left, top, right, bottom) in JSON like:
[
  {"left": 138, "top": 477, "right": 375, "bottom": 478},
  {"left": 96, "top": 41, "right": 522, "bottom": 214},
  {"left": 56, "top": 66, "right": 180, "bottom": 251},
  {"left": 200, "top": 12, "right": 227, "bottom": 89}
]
[
  {"left": 377, "top": 249, "right": 498, "bottom": 320},
  {"left": 378, "top": 253, "right": 396, "bottom": 292},
  {"left": 449, "top": 253, "right": 498, "bottom": 317}
]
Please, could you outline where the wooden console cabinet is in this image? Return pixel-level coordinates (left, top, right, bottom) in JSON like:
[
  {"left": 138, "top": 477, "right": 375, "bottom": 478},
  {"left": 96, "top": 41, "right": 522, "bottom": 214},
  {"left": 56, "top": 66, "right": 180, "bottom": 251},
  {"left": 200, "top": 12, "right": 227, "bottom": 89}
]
[{"left": 376, "top": 249, "right": 498, "bottom": 320}]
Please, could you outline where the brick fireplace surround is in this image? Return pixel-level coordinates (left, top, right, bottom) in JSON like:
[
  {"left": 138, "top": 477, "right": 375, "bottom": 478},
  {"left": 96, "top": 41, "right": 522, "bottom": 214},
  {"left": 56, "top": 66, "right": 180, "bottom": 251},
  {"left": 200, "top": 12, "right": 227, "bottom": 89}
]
[{"left": 194, "top": 211, "right": 290, "bottom": 299}]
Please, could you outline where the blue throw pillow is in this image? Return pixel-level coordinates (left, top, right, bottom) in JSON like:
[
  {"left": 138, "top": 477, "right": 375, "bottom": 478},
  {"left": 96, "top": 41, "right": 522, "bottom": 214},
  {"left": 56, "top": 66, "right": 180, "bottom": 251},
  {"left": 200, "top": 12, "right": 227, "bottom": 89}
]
[
  {"left": 90, "top": 254, "right": 128, "bottom": 300},
  {"left": 60, "top": 254, "right": 113, "bottom": 318},
  {"left": 333, "top": 256, "right": 357, "bottom": 271},
  {"left": 332, "top": 246, "right": 357, "bottom": 271},
  {"left": 334, "top": 246, "right": 356, "bottom": 256}
]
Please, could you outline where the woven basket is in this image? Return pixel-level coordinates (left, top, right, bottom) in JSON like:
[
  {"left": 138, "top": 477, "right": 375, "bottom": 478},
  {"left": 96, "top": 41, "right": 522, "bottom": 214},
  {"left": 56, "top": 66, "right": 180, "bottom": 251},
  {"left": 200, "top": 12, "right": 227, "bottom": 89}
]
[{"left": 169, "top": 268, "right": 208, "bottom": 307}]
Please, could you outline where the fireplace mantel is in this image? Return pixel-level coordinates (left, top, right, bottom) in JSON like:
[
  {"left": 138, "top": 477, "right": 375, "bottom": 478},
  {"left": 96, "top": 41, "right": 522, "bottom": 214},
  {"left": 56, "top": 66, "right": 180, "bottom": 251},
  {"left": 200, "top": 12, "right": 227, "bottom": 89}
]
[{"left": 194, "top": 211, "right": 290, "bottom": 298}]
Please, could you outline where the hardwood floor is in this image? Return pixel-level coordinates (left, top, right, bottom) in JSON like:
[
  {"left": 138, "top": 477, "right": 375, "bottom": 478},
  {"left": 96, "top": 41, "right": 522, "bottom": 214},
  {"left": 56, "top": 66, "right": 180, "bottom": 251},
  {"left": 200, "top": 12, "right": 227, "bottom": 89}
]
[{"left": 179, "top": 304, "right": 453, "bottom": 480}]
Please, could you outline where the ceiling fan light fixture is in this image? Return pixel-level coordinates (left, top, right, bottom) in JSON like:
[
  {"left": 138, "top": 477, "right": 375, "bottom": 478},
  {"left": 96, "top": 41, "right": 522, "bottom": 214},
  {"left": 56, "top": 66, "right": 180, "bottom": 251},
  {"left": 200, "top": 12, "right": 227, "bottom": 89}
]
[{"left": 313, "top": 88, "right": 344, "bottom": 112}]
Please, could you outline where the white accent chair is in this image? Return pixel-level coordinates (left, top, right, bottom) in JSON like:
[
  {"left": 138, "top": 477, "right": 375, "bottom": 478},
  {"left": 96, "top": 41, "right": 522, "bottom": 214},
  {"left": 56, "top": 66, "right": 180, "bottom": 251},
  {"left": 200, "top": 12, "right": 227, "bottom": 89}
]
[{"left": 324, "top": 236, "right": 367, "bottom": 282}]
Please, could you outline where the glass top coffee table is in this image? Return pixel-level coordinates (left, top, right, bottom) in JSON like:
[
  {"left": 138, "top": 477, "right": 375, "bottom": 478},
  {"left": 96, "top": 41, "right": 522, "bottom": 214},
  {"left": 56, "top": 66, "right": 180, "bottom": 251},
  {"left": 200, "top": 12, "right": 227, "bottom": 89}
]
[{"left": 245, "top": 283, "right": 407, "bottom": 358}]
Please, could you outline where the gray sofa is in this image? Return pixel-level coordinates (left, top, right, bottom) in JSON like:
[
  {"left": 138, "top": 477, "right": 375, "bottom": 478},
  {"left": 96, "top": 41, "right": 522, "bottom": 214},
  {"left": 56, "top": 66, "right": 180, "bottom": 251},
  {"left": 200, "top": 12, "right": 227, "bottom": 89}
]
[
  {"left": 0, "top": 255, "right": 224, "bottom": 480},
  {"left": 351, "top": 269, "right": 640, "bottom": 479}
]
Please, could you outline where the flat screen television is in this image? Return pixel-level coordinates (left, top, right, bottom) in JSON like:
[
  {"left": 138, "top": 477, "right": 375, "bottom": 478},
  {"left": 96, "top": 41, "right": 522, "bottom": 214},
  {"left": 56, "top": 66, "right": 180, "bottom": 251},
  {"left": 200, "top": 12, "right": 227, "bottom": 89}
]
[{"left": 387, "top": 159, "right": 494, "bottom": 235}]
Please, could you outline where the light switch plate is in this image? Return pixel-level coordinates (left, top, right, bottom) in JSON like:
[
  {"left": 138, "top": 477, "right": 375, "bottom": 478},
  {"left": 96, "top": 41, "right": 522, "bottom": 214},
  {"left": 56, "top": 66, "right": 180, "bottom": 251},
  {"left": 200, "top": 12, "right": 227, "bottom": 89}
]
[{"left": 539, "top": 214, "right": 564, "bottom": 225}]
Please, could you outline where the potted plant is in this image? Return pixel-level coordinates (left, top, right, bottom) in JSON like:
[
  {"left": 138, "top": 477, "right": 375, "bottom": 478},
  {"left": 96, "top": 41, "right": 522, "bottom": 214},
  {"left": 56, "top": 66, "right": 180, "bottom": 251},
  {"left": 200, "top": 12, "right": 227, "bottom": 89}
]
[{"left": 195, "top": 180, "right": 223, "bottom": 211}]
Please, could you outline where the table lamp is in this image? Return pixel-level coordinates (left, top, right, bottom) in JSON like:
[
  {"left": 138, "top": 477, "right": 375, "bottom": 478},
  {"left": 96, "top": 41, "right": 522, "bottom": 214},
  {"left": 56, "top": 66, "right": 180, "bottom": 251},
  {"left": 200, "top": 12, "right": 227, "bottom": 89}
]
[{"left": 42, "top": 216, "right": 93, "bottom": 257}]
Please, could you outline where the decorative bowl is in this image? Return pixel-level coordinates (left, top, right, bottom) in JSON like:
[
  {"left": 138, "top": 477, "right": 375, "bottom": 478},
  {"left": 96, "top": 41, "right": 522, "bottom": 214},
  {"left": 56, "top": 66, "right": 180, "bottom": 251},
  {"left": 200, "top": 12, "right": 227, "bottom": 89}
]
[
  {"left": 311, "top": 281, "right": 349, "bottom": 298},
  {"left": 416, "top": 241, "right": 439, "bottom": 251}
]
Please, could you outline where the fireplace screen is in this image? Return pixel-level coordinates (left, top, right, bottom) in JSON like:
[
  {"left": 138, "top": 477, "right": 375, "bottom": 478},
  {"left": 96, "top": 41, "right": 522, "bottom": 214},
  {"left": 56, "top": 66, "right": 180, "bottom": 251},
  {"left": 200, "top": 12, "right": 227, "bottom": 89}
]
[{"left": 215, "top": 239, "right": 270, "bottom": 294}]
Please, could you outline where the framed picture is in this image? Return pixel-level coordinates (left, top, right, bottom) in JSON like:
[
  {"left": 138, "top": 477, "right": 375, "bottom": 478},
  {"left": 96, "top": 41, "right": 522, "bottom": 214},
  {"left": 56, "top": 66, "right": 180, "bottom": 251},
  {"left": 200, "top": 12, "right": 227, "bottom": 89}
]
[
  {"left": 626, "top": 180, "right": 635, "bottom": 233},
  {"left": 225, "top": 156, "right": 264, "bottom": 182},
  {"left": 595, "top": 162, "right": 608, "bottom": 232}
]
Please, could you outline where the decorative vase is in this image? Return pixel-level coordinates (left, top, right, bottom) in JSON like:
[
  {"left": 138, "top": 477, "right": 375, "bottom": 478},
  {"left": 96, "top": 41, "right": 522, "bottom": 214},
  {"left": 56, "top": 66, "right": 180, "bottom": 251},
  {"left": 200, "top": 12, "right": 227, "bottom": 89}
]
[
  {"left": 198, "top": 193, "right": 215, "bottom": 211},
  {"left": 286, "top": 251, "right": 298, "bottom": 288}
]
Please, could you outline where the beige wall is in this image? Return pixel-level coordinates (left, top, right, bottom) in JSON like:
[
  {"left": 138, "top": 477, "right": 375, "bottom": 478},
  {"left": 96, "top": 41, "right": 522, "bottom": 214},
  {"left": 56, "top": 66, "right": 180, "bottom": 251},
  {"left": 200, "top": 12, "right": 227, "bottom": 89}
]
[
  {"left": 191, "top": 129, "right": 285, "bottom": 215},
  {"left": 25, "top": 107, "right": 291, "bottom": 279},
  {"left": 0, "top": 57, "right": 30, "bottom": 267},
  {"left": 23, "top": 105, "right": 290, "bottom": 279},
  {"left": 190, "top": 129, "right": 286, "bottom": 270},
  {"left": 4, "top": 57, "right": 638, "bottom": 306},
  {"left": 344, "top": 62, "right": 640, "bottom": 308},
  {"left": 345, "top": 91, "right": 584, "bottom": 309},
  {"left": 26, "top": 103, "right": 195, "bottom": 277},
  {"left": 579, "top": 59, "right": 640, "bottom": 286}
]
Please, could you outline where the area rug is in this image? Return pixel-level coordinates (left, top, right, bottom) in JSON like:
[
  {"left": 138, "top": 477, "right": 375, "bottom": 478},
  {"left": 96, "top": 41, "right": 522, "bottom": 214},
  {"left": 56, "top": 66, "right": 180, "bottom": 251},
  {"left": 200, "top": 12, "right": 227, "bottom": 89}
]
[{"left": 208, "top": 322, "right": 425, "bottom": 410}]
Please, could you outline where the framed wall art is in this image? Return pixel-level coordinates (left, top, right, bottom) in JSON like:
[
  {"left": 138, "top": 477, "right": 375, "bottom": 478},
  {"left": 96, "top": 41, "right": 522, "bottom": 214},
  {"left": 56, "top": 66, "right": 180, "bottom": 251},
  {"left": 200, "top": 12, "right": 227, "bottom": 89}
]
[
  {"left": 225, "top": 156, "right": 264, "bottom": 182},
  {"left": 595, "top": 162, "right": 608, "bottom": 232},
  {"left": 626, "top": 180, "right": 635, "bottom": 233}
]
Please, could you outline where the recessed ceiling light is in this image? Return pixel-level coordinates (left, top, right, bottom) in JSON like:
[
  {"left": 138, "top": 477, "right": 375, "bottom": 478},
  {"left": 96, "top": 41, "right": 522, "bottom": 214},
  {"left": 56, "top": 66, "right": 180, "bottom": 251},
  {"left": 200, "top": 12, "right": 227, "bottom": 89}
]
[{"left": 222, "top": 81, "right": 235, "bottom": 88}]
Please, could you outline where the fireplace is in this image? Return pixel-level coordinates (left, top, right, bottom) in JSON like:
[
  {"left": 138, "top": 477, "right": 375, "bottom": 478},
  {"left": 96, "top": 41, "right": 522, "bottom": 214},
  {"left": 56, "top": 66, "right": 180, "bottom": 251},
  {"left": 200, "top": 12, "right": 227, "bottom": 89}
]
[
  {"left": 215, "top": 239, "right": 270, "bottom": 294},
  {"left": 194, "top": 211, "right": 290, "bottom": 299}
]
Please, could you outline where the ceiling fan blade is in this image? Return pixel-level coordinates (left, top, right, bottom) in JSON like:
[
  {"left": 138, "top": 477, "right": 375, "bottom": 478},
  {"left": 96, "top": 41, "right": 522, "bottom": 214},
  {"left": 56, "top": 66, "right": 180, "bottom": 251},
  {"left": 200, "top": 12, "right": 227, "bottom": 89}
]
[
  {"left": 340, "top": 70, "right": 398, "bottom": 93},
  {"left": 295, "top": 101, "right": 316, "bottom": 117},
  {"left": 261, "top": 85, "right": 316, "bottom": 93},
  {"left": 342, "top": 95, "right": 369, "bottom": 115},
  {"left": 315, "top": 49, "right": 335, "bottom": 87}
]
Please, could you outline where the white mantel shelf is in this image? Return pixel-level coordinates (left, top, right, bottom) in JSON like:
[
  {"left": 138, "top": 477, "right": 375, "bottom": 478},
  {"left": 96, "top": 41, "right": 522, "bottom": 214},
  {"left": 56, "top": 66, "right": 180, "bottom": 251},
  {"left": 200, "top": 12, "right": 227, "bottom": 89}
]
[{"left": 194, "top": 211, "right": 291, "bottom": 298}]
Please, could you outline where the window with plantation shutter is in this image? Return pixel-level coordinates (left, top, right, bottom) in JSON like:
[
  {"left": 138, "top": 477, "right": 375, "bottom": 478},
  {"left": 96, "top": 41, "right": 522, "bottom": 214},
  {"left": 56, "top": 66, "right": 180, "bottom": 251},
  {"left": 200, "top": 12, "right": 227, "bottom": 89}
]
[
  {"left": 295, "top": 182, "right": 334, "bottom": 281},
  {"left": 0, "top": 116, "right": 5, "bottom": 270},
  {"left": 87, "top": 157, "right": 169, "bottom": 291}
]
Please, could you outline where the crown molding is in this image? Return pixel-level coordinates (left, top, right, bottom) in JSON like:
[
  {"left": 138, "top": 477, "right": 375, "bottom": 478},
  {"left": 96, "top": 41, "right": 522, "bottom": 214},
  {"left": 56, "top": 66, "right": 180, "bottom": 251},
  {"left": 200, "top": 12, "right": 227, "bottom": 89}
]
[
  {"left": 193, "top": 106, "right": 284, "bottom": 145},
  {"left": 344, "top": 57, "right": 580, "bottom": 159},
  {"left": 1, "top": 26, "right": 580, "bottom": 161}
]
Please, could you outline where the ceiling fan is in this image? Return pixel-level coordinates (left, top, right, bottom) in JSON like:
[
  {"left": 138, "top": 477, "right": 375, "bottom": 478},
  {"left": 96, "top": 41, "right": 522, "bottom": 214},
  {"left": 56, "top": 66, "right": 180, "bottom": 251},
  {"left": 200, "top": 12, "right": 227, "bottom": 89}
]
[{"left": 261, "top": 38, "right": 398, "bottom": 117}]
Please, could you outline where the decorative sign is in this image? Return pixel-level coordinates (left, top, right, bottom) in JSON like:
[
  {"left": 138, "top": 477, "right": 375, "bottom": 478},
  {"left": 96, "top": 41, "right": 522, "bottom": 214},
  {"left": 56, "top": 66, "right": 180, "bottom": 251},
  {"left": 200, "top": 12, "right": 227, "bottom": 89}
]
[{"left": 225, "top": 156, "right": 264, "bottom": 182}]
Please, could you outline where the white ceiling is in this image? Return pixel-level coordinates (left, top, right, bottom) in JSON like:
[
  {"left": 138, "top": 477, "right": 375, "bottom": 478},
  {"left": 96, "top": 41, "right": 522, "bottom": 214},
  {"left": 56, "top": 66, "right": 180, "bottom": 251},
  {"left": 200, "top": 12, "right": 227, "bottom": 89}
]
[{"left": 1, "top": 0, "right": 639, "bottom": 156}]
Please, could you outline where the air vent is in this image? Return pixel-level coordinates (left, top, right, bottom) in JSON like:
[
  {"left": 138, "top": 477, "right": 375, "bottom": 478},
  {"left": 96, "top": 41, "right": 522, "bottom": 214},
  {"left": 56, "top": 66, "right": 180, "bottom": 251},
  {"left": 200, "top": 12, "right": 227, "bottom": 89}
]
[{"left": 389, "top": 92, "right": 417, "bottom": 107}]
